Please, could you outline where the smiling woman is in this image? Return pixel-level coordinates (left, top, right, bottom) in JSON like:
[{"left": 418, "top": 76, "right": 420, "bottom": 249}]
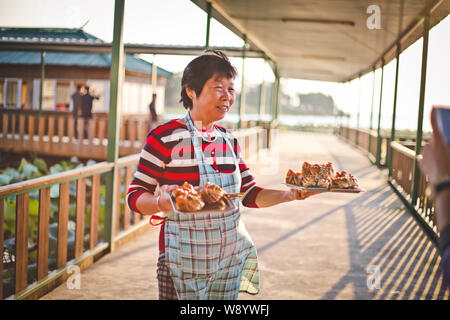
[
  {"left": 126, "top": 50, "right": 323, "bottom": 300},
  {"left": 181, "top": 51, "right": 237, "bottom": 128}
]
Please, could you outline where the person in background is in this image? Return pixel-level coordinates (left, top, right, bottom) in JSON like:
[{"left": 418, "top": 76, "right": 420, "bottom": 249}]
[
  {"left": 148, "top": 93, "right": 158, "bottom": 131},
  {"left": 71, "top": 85, "right": 85, "bottom": 138},
  {"left": 419, "top": 105, "right": 450, "bottom": 288},
  {"left": 81, "top": 85, "right": 100, "bottom": 139}
]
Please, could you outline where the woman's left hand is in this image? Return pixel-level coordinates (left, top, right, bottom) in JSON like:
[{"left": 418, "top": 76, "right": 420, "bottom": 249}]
[{"left": 289, "top": 188, "right": 324, "bottom": 200}]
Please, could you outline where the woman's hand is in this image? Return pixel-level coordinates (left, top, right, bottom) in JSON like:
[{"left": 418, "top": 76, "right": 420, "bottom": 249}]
[
  {"left": 288, "top": 188, "right": 324, "bottom": 201},
  {"left": 158, "top": 184, "right": 179, "bottom": 213}
]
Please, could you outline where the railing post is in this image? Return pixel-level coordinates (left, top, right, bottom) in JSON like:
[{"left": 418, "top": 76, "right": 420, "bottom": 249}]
[
  {"left": 388, "top": 44, "right": 401, "bottom": 178},
  {"left": 104, "top": 0, "right": 125, "bottom": 253},
  {"left": 238, "top": 34, "right": 247, "bottom": 130},
  {"left": 411, "top": 15, "right": 430, "bottom": 207},
  {"left": 376, "top": 59, "right": 385, "bottom": 167}
]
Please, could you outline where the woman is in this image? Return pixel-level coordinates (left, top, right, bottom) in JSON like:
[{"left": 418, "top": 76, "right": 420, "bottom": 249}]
[{"left": 126, "top": 50, "right": 322, "bottom": 300}]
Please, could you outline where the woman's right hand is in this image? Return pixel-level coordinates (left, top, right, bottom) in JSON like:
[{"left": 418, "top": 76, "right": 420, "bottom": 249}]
[{"left": 158, "top": 184, "right": 179, "bottom": 214}]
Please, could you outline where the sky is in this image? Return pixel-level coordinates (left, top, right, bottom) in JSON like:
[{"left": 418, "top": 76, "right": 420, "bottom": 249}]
[{"left": 1, "top": 0, "right": 449, "bottom": 132}]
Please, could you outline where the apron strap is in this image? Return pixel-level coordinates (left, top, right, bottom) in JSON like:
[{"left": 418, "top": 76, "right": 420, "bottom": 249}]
[
  {"left": 184, "top": 112, "right": 238, "bottom": 167},
  {"left": 149, "top": 214, "right": 166, "bottom": 226}
]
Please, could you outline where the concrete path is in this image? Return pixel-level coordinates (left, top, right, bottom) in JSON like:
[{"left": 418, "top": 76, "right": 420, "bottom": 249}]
[{"left": 41, "top": 131, "right": 450, "bottom": 300}]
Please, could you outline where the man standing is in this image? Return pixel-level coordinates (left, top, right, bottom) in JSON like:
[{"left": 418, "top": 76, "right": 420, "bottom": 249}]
[
  {"left": 71, "top": 85, "right": 85, "bottom": 138},
  {"left": 81, "top": 86, "right": 100, "bottom": 139},
  {"left": 148, "top": 93, "right": 158, "bottom": 131}
]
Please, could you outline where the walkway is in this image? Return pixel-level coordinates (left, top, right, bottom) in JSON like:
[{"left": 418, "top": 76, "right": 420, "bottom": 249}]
[{"left": 40, "top": 131, "right": 449, "bottom": 300}]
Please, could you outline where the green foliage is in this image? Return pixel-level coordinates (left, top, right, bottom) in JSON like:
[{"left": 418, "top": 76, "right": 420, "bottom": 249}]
[
  {"left": 33, "top": 158, "right": 48, "bottom": 174},
  {"left": 0, "top": 157, "right": 52, "bottom": 187}
]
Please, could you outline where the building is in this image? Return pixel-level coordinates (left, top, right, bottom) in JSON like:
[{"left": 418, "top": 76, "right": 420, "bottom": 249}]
[{"left": 0, "top": 27, "right": 172, "bottom": 115}]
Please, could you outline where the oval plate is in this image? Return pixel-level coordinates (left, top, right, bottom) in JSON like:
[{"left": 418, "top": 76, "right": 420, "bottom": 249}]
[{"left": 283, "top": 182, "right": 365, "bottom": 193}]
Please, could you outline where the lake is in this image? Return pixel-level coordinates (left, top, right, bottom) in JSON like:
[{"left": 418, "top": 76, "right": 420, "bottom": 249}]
[
  {"left": 163, "top": 112, "right": 429, "bottom": 132},
  {"left": 163, "top": 113, "right": 342, "bottom": 127}
]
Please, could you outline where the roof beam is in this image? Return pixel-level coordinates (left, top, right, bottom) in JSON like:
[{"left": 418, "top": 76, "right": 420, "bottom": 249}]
[{"left": 0, "top": 40, "right": 267, "bottom": 58}]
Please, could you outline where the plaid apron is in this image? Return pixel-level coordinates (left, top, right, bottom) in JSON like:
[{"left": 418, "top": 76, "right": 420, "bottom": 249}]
[{"left": 163, "top": 112, "right": 260, "bottom": 300}]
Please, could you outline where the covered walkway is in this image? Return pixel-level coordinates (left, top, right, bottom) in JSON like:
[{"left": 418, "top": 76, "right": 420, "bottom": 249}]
[{"left": 40, "top": 131, "right": 449, "bottom": 300}]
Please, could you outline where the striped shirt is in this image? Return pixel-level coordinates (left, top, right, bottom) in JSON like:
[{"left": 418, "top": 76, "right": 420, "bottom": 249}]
[{"left": 126, "top": 119, "right": 263, "bottom": 251}]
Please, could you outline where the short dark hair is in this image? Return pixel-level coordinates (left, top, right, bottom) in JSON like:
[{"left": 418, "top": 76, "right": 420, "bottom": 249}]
[{"left": 180, "top": 50, "right": 237, "bottom": 110}]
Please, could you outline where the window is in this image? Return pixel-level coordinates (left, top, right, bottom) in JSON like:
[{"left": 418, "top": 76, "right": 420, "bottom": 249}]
[
  {"left": 86, "top": 80, "right": 106, "bottom": 112},
  {"left": 42, "top": 80, "right": 56, "bottom": 109},
  {"left": 6, "top": 81, "right": 18, "bottom": 106},
  {"left": 4, "top": 79, "right": 22, "bottom": 108},
  {"left": 56, "top": 81, "right": 71, "bottom": 111}
]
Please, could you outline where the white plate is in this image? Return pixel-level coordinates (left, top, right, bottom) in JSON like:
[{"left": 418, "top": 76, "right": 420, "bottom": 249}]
[{"left": 283, "top": 182, "right": 365, "bottom": 193}]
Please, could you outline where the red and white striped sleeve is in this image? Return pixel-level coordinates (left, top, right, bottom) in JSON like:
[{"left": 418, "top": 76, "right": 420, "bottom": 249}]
[{"left": 126, "top": 130, "right": 167, "bottom": 214}]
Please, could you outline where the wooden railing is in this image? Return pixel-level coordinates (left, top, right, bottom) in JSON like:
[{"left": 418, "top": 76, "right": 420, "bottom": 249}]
[
  {"left": 0, "top": 108, "right": 148, "bottom": 159},
  {"left": 390, "top": 142, "right": 435, "bottom": 232},
  {"left": 0, "top": 123, "right": 269, "bottom": 300},
  {"left": 338, "top": 126, "right": 390, "bottom": 166},
  {"left": 0, "top": 154, "right": 147, "bottom": 300},
  {"left": 337, "top": 126, "right": 437, "bottom": 237}
]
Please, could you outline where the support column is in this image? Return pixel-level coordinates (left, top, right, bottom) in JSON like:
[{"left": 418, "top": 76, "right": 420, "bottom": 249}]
[
  {"left": 151, "top": 54, "right": 157, "bottom": 94},
  {"left": 375, "top": 59, "right": 385, "bottom": 167},
  {"left": 356, "top": 74, "right": 361, "bottom": 145},
  {"left": 238, "top": 34, "right": 247, "bottom": 130},
  {"left": 205, "top": 1, "right": 212, "bottom": 49},
  {"left": 388, "top": 44, "right": 401, "bottom": 178},
  {"left": 151, "top": 54, "right": 159, "bottom": 115},
  {"left": 104, "top": 0, "right": 125, "bottom": 253},
  {"left": 368, "top": 67, "right": 376, "bottom": 154},
  {"left": 411, "top": 16, "right": 430, "bottom": 206},
  {"left": 274, "top": 74, "right": 280, "bottom": 123},
  {"left": 39, "top": 51, "right": 46, "bottom": 114},
  {"left": 258, "top": 60, "right": 267, "bottom": 123}
]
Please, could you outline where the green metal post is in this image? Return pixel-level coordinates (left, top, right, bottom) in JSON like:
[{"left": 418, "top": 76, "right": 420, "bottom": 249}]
[
  {"left": 368, "top": 67, "right": 376, "bottom": 154},
  {"left": 411, "top": 15, "right": 430, "bottom": 207},
  {"left": 388, "top": 45, "right": 401, "bottom": 178},
  {"left": 205, "top": 1, "right": 211, "bottom": 49},
  {"left": 258, "top": 61, "right": 266, "bottom": 123},
  {"left": 39, "top": 51, "right": 46, "bottom": 114},
  {"left": 104, "top": 0, "right": 125, "bottom": 252},
  {"left": 238, "top": 34, "right": 247, "bottom": 130},
  {"left": 356, "top": 74, "right": 361, "bottom": 146},
  {"left": 274, "top": 74, "right": 280, "bottom": 122},
  {"left": 375, "top": 59, "right": 385, "bottom": 167}
]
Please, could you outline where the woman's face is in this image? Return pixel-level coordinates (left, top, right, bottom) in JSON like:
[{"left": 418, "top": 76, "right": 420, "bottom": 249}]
[{"left": 187, "top": 73, "right": 235, "bottom": 123}]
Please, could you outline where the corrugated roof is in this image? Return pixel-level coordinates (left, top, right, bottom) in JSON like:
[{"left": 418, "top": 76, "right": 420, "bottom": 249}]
[{"left": 0, "top": 27, "right": 172, "bottom": 77}]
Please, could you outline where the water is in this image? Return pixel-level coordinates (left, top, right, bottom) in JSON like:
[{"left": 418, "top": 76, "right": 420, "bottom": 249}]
[{"left": 163, "top": 113, "right": 341, "bottom": 127}]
